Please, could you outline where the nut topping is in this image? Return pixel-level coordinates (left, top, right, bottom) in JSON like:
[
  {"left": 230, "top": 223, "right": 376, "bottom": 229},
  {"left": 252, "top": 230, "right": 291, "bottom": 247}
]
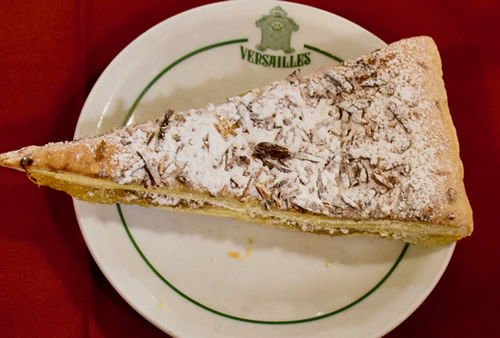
[
  {"left": 158, "top": 110, "right": 174, "bottom": 144},
  {"left": 447, "top": 188, "right": 457, "bottom": 203},
  {"left": 253, "top": 142, "right": 291, "bottom": 160},
  {"left": 104, "top": 38, "right": 456, "bottom": 226},
  {"left": 325, "top": 69, "right": 353, "bottom": 93},
  {"left": 371, "top": 172, "right": 394, "bottom": 190}
]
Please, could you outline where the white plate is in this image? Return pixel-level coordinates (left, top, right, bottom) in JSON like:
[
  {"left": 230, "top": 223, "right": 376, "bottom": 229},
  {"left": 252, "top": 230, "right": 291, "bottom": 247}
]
[{"left": 73, "top": 1, "right": 455, "bottom": 337}]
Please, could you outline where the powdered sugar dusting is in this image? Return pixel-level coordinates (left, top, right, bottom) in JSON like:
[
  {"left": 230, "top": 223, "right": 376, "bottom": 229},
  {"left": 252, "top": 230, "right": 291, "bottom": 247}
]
[{"left": 97, "top": 37, "right": 452, "bottom": 223}]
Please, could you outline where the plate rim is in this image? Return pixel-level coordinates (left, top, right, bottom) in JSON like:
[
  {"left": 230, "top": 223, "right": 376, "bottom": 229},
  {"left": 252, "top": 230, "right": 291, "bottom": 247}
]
[
  {"left": 117, "top": 203, "right": 411, "bottom": 325},
  {"left": 73, "top": 1, "right": 455, "bottom": 336}
]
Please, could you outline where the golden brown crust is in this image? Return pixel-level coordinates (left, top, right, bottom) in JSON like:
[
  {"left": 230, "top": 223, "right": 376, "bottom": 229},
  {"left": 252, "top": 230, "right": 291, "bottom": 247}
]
[
  {"left": 406, "top": 37, "right": 473, "bottom": 235},
  {"left": 0, "top": 139, "right": 118, "bottom": 176},
  {"left": 25, "top": 167, "right": 468, "bottom": 245}
]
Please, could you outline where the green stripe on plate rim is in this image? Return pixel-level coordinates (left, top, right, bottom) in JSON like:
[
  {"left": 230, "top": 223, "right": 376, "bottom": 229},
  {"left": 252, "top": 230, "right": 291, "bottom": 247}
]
[
  {"left": 116, "top": 38, "right": 409, "bottom": 324},
  {"left": 121, "top": 38, "right": 249, "bottom": 126}
]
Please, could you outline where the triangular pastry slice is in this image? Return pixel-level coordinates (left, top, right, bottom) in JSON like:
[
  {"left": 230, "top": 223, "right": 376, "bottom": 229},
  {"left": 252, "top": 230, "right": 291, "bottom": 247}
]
[{"left": 0, "top": 36, "right": 472, "bottom": 245}]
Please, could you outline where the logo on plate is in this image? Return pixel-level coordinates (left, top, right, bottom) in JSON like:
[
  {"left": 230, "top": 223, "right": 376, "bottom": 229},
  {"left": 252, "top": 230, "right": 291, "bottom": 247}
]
[
  {"left": 240, "top": 6, "right": 311, "bottom": 68},
  {"left": 256, "top": 6, "right": 298, "bottom": 54}
]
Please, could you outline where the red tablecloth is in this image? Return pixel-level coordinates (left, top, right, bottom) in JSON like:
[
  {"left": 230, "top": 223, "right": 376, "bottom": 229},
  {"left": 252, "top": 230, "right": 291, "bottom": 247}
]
[{"left": 1, "top": 1, "right": 498, "bottom": 337}]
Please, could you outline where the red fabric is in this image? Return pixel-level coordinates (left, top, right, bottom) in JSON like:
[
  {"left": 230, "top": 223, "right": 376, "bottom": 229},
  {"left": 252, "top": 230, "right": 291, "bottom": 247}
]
[{"left": 0, "top": 1, "right": 498, "bottom": 337}]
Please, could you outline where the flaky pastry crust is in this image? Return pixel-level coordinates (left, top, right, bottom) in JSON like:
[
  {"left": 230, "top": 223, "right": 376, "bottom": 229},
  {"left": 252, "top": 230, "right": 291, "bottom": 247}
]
[{"left": 0, "top": 36, "right": 473, "bottom": 245}]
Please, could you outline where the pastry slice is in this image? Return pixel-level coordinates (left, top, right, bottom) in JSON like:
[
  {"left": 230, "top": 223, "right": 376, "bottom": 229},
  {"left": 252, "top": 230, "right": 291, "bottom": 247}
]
[{"left": 0, "top": 36, "right": 472, "bottom": 245}]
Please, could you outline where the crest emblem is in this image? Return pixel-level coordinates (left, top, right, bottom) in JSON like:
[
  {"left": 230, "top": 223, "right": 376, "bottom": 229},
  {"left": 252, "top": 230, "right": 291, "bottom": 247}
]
[{"left": 256, "top": 6, "right": 299, "bottom": 54}]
